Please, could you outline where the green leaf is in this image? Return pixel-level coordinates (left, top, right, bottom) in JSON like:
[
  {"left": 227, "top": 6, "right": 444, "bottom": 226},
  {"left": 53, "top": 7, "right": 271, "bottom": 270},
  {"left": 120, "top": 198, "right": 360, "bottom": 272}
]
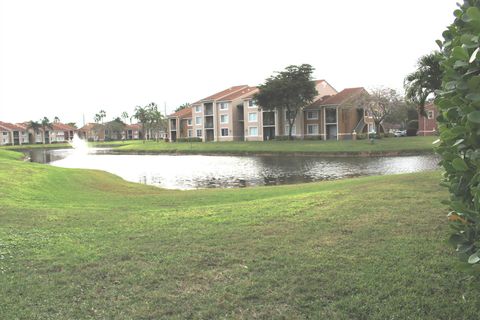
[
  {"left": 468, "top": 252, "right": 480, "bottom": 264},
  {"left": 466, "top": 93, "right": 480, "bottom": 101},
  {"left": 436, "top": 39, "right": 443, "bottom": 49},
  {"left": 454, "top": 9, "right": 463, "bottom": 18},
  {"left": 432, "top": 139, "right": 441, "bottom": 145},
  {"left": 453, "top": 139, "right": 465, "bottom": 147},
  {"left": 467, "top": 111, "right": 480, "bottom": 123},
  {"left": 467, "top": 7, "right": 480, "bottom": 22},
  {"left": 470, "top": 47, "right": 479, "bottom": 63},
  {"left": 452, "top": 46, "right": 470, "bottom": 61},
  {"left": 452, "top": 158, "right": 469, "bottom": 171}
]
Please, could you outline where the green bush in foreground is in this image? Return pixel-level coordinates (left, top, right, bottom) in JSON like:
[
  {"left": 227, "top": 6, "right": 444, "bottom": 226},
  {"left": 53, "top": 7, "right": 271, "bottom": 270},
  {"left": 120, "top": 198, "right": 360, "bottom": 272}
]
[{"left": 436, "top": 0, "right": 480, "bottom": 265}]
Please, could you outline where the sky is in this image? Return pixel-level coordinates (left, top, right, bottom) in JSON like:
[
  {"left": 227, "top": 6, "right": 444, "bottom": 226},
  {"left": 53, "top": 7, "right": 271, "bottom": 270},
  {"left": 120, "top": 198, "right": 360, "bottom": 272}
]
[{"left": 0, "top": 0, "right": 458, "bottom": 127}]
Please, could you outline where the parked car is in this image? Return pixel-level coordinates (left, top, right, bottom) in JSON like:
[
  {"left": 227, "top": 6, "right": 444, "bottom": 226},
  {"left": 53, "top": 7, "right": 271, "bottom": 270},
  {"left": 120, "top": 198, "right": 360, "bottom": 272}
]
[{"left": 393, "top": 130, "right": 406, "bottom": 137}]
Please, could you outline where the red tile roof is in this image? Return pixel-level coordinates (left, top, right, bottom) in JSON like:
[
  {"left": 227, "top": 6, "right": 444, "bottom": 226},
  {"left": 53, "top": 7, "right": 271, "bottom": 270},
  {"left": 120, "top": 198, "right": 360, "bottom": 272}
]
[
  {"left": 200, "top": 85, "right": 249, "bottom": 102},
  {"left": 218, "top": 86, "right": 258, "bottom": 101},
  {"left": 79, "top": 123, "right": 102, "bottom": 131},
  {"left": 0, "top": 121, "right": 26, "bottom": 131},
  {"left": 126, "top": 123, "right": 142, "bottom": 130},
  {"left": 168, "top": 107, "right": 192, "bottom": 118},
  {"left": 305, "top": 87, "right": 366, "bottom": 110},
  {"left": 51, "top": 122, "right": 77, "bottom": 131}
]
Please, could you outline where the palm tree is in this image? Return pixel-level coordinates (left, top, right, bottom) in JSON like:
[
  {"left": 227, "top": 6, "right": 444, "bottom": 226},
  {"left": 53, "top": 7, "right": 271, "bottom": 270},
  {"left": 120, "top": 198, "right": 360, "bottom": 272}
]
[
  {"left": 99, "top": 110, "right": 106, "bottom": 124},
  {"left": 27, "top": 120, "right": 42, "bottom": 144},
  {"left": 121, "top": 111, "right": 129, "bottom": 124},
  {"left": 40, "top": 117, "right": 53, "bottom": 144},
  {"left": 133, "top": 106, "right": 149, "bottom": 142},
  {"left": 404, "top": 52, "right": 442, "bottom": 116}
]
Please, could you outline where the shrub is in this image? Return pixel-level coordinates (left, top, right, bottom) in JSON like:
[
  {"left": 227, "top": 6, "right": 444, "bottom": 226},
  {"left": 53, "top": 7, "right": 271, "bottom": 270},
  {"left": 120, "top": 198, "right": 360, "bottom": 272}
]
[
  {"left": 303, "top": 136, "right": 322, "bottom": 141},
  {"left": 176, "top": 137, "right": 202, "bottom": 143},
  {"left": 436, "top": 1, "right": 480, "bottom": 266},
  {"left": 274, "top": 136, "right": 299, "bottom": 141},
  {"left": 407, "top": 120, "right": 419, "bottom": 130}
]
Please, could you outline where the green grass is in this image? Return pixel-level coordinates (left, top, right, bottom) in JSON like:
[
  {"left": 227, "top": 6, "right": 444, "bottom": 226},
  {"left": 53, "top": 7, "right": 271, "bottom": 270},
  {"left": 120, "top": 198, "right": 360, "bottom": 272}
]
[
  {"left": 0, "top": 148, "right": 477, "bottom": 319},
  {"left": 114, "top": 136, "right": 437, "bottom": 155},
  {"left": 0, "top": 140, "right": 129, "bottom": 150},
  {"left": 1, "top": 136, "right": 437, "bottom": 156}
]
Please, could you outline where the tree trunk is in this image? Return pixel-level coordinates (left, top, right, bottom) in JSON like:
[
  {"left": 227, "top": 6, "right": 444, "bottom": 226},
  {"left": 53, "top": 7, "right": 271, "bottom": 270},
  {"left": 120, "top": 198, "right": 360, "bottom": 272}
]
[{"left": 287, "top": 109, "right": 298, "bottom": 140}]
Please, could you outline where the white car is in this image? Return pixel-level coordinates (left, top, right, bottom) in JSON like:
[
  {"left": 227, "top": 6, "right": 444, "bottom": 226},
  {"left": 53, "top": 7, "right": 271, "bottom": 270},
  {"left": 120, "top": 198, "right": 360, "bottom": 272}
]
[{"left": 393, "top": 130, "right": 406, "bottom": 137}]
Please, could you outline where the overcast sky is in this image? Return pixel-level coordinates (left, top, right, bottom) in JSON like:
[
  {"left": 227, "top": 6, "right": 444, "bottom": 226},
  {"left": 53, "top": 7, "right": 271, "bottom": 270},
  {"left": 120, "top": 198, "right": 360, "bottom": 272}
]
[{"left": 1, "top": 0, "right": 458, "bottom": 126}]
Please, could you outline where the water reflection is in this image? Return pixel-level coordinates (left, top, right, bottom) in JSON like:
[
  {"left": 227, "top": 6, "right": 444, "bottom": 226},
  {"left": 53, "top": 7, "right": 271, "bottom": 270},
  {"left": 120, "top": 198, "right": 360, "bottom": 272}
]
[{"left": 27, "top": 149, "right": 440, "bottom": 190}]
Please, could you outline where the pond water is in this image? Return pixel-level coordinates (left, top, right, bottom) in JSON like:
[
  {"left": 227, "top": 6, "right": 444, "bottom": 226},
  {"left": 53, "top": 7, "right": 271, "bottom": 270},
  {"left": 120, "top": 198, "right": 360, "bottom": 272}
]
[{"left": 27, "top": 148, "right": 440, "bottom": 190}]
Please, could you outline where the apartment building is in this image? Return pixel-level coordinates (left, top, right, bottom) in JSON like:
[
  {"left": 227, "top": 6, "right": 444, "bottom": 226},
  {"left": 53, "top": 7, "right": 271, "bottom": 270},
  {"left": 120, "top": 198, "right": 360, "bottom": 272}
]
[
  {"left": 168, "top": 80, "right": 373, "bottom": 142},
  {"left": 0, "top": 121, "right": 29, "bottom": 145}
]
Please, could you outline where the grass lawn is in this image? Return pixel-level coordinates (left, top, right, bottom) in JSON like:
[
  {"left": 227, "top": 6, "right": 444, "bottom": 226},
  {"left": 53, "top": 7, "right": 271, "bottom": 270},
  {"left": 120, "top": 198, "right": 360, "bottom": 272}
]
[
  {"left": 0, "top": 136, "right": 437, "bottom": 156},
  {"left": 0, "top": 148, "right": 476, "bottom": 319},
  {"left": 114, "top": 136, "right": 437, "bottom": 155}
]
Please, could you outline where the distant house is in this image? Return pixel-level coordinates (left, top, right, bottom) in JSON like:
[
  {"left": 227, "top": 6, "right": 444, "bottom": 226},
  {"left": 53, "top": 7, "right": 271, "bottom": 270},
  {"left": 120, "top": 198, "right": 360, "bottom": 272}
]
[
  {"left": 302, "top": 87, "right": 376, "bottom": 140},
  {"left": 168, "top": 107, "right": 193, "bottom": 141},
  {"left": 79, "top": 122, "right": 145, "bottom": 141},
  {"left": 49, "top": 122, "right": 77, "bottom": 143},
  {"left": 418, "top": 103, "right": 438, "bottom": 136},
  {"left": 79, "top": 123, "right": 105, "bottom": 141},
  {"left": 123, "top": 123, "right": 142, "bottom": 140},
  {"left": 0, "top": 121, "right": 29, "bottom": 145}
]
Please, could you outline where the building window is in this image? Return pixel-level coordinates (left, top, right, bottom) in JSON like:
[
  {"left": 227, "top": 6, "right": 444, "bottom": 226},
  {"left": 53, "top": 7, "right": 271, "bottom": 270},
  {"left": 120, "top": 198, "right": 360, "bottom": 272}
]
[
  {"left": 307, "top": 124, "right": 319, "bottom": 135},
  {"left": 219, "top": 102, "right": 229, "bottom": 110},
  {"left": 220, "top": 114, "right": 229, "bottom": 123},
  {"left": 248, "top": 112, "right": 257, "bottom": 122},
  {"left": 187, "top": 119, "right": 192, "bottom": 126},
  {"left": 284, "top": 124, "right": 296, "bottom": 135},
  {"left": 249, "top": 127, "right": 258, "bottom": 136},
  {"left": 195, "top": 116, "right": 202, "bottom": 125},
  {"left": 196, "top": 129, "right": 202, "bottom": 137},
  {"left": 325, "top": 107, "right": 337, "bottom": 123},
  {"left": 307, "top": 111, "right": 318, "bottom": 120},
  {"left": 188, "top": 129, "right": 193, "bottom": 137},
  {"left": 2, "top": 132, "right": 7, "bottom": 136},
  {"left": 195, "top": 105, "right": 202, "bottom": 113},
  {"left": 427, "top": 110, "right": 434, "bottom": 119},
  {"left": 221, "top": 128, "right": 229, "bottom": 136},
  {"left": 248, "top": 100, "right": 256, "bottom": 108}
]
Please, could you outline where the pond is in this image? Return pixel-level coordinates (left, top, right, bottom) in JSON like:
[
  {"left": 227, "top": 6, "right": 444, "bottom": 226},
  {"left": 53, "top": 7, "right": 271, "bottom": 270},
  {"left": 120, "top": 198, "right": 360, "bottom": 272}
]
[{"left": 27, "top": 148, "right": 440, "bottom": 190}]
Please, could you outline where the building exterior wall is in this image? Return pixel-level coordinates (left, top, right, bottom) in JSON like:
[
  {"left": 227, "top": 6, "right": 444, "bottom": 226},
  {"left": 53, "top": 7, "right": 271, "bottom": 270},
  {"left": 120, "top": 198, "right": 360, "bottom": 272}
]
[
  {"left": 303, "top": 109, "right": 323, "bottom": 139},
  {"left": 243, "top": 100, "right": 263, "bottom": 141},
  {"left": 337, "top": 107, "right": 362, "bottom": 140},
  {"left": 418, "top": 104, "right": 438, "bottom": 136}
]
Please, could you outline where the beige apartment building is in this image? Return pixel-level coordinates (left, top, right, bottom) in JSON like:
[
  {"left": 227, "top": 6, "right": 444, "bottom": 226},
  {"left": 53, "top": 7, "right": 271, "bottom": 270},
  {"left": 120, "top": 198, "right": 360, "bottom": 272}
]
[{"left": 168, "top": 80, "right": 374, "bottom": 142}]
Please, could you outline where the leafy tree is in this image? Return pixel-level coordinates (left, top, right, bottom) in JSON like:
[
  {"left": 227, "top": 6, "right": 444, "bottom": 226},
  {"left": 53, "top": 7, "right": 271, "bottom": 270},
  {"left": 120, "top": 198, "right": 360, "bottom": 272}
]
[
  {"left": 147, "top": 103, "right": 166, "bottom": 142},
  {"left": 254, "top": 64, "right": 318, "bottom": 140},
  {"left": 175, "top": 103, "right": 191, "bottom": 113},
  {"left": 404, "top": 52, "right": 442, "bottom": 115},
  {"left": 435, "top": 1, "right": 480, "bottom": 266},
  {"left": 358, "top": 88, "right": 404, "bottom": 135},
  {"left": 66, "top": 122, "right": 77, "bottom": 128},
  {"left": 53, "top": 116, "right": 60, "bottom": 123},
  {"left": 104, "top": 118, "right": 126, "bottom": 140},
  {"left": 121, "top": 111, "right": 129, "bottom": 124},
  {"left": 40, "top": 117, "right": 53, "bottom": 144}
]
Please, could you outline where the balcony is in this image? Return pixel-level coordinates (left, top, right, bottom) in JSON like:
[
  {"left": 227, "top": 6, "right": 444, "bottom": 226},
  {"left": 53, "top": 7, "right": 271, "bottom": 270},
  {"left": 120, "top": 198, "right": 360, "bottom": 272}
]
[
  {"left": 205, "top": 120, "right": 214, "bottom": 129},
  {"left": 263, "top": 112, "right": 275, "bottom": 126},
  {"left": 204, "top": 103, "right": 214, "bottom": 116}
]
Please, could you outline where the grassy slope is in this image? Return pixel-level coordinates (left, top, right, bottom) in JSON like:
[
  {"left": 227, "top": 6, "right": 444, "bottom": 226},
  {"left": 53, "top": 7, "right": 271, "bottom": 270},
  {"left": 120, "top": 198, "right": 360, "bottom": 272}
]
[
  {"left": 115, "top": 136, "right": 437, "bottom": 155},
  {"left": 0, "top": 149, "right": 476, "bottom": 319}
]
